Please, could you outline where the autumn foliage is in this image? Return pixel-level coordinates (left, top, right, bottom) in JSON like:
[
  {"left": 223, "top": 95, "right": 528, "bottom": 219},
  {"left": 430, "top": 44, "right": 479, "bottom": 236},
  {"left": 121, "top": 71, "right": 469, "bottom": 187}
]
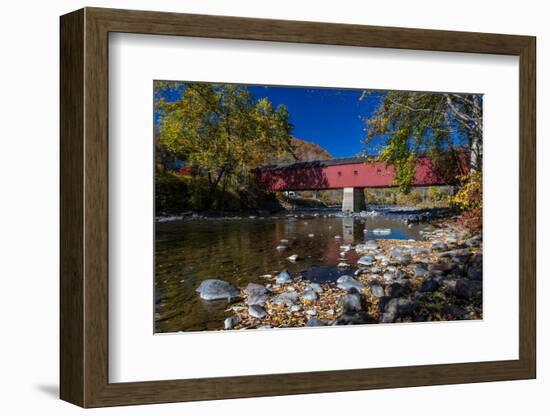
[{"left": 451, "top": 171, "right": 483, "bottom": 232}]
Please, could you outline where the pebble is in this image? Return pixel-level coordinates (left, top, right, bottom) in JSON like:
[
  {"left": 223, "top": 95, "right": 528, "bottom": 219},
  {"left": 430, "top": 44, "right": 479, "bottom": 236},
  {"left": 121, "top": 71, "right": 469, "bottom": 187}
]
[
  {"left": 248, "top": 304, "right": 267, "bottom": 319},
  {"left": 340, "top": 288, "right": 363, "bottom": 313},
  {"left": 224, "top": 316, "right": 241, "bottom": 330},
  {"left": 337, "top": 276, "right": 365, "bottom": 291},
  {"left": 308, "top": 282, "right": 324, "bottom": 294},
  {"left": 275, "top": 269, "right": 293, "bottom": 284},
  {"left": 287, "top": 254, "right": 299, "bottom": 262},
  {"left": 369, "top": 283, "right": 385, "bottom": 298},
  {"left": 302, "top": 289, "right": 318, "bottom": 302},
  {"left": 357, "top": 254, "right": 375, "bottom": 266},
  {"left": 196, "top": 279, "right": 240, "bottom": 302},
  {"left": 272, "top": 291, "right": 299, "bottom": 306},
  {"left": 244, "top": 283, "right": 268, "bottom": 296}
]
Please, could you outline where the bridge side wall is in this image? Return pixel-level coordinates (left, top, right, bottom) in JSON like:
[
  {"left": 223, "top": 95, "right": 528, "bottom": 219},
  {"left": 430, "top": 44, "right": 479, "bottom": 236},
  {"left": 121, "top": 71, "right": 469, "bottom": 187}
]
[{"left": 253, "top": 156, "right": 467, "bottom": 191}]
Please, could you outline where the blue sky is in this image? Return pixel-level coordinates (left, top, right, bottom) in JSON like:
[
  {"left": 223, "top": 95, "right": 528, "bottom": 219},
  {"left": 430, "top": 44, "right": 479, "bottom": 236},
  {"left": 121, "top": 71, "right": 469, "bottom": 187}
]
[
  {"left": 248, "top": 86, "right": 383, "bottom": 158},
  {"left": 155, "top": 82, "right": 386, "bottom": 158}
]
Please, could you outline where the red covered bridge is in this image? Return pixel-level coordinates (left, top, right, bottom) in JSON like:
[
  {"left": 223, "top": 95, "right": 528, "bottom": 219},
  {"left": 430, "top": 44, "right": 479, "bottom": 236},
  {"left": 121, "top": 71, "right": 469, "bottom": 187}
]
[{"left": 253, "top": 155, "right": 468, "bottom": 212}]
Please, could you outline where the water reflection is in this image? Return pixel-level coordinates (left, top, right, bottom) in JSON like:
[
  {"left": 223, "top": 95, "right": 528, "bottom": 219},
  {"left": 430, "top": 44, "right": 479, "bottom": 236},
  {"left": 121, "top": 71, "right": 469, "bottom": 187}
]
[{"left": 155, "top": 211, "right": 423, "bottom": 333}]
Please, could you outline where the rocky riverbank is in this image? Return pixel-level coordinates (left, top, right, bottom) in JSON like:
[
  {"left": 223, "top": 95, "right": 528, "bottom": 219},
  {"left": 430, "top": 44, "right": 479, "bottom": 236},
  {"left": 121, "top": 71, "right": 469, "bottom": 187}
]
[
  {"left": 194, "top": 218, "right": 483, "bottom": 330},
  {"left": 156, "top": 205, "right": 456, "bottom": 223}
]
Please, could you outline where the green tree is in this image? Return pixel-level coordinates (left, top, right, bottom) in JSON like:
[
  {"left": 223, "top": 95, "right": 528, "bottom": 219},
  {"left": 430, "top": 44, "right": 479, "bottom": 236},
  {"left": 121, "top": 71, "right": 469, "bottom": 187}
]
[
  {"left": 361, "top": 91, "right": 482, "bottom": 192},
  {"left": 156, "top": 83, "right": 294, "bottom": 197}
]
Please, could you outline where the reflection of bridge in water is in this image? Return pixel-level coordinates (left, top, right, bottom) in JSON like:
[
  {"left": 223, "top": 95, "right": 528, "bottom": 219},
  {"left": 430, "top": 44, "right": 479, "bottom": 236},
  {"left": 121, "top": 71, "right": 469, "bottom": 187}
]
[{"left": 253, "top": 156, "right": 467, "bottom": 212}]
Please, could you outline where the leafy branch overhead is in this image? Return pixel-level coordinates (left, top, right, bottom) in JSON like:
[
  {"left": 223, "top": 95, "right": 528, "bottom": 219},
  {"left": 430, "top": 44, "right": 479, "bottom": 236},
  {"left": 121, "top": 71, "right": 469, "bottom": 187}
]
[
  {"left": 361, "top": 91, "right": 483, "bottom": 192},
  {"left": 156, "top": 82, "right": 294, "bottom": 192}
]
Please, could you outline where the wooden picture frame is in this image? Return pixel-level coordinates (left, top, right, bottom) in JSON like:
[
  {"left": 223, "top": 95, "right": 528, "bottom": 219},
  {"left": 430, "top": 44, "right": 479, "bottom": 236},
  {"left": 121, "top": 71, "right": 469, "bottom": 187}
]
[{"left": 60, "top": 7, "right": 536, "bottom": 408}]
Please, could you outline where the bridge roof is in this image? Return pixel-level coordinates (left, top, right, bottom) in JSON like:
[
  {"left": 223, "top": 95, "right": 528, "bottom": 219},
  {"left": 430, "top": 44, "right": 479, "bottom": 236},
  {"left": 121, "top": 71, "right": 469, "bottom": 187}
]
[{"left": 253, "top": 157, "right": 366, "bottom": 171}]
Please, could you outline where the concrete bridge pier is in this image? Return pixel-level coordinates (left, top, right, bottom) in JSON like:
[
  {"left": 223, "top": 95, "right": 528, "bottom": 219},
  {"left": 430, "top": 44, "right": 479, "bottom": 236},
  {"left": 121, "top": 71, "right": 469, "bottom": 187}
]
[{"left": 342, "top": 187, "right": 366, "bottom": 213}]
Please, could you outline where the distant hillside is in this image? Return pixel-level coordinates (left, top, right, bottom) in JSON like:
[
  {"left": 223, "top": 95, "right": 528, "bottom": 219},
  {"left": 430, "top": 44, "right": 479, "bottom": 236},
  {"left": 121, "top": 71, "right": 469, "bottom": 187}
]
[{"left": 266, "top": 138, "right": 332, "bottom": 165}]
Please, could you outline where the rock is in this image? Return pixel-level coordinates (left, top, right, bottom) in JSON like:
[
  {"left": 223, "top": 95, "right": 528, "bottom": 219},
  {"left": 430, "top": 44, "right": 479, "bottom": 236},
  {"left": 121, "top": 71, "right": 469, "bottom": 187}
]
[
  {"left": 337, "top": 262, "right": 351, "bottom": 268},
  {"left": 280, "top": 239, "right": 289, "bottom": 244},
  {"left": 357, "top": 254, "right": 375, "bottom": 266},
  {"left": 437, "top": 248, "right": 470, "bottom": 259},
  {"left": 308, "top": 233, "right": 315, "bottom": 238},
  {"left": 442, "top": 303, "right": 466, "bottom": 319},
  {"left": 413, "top": 291, "right": 429, "bottom": 301},
  {"left": 244, "top": 283, "right": 268, "bottom": 297},
  {"left": 369, "top": 283, "right": 385, "bottom": 298},
  {"left": 306, "top": 309, "right": 317, "bottom": 316},
  {"left": 382, "top": 298, "right": 417, "bottom": 322},
  {"left": 393, "top": 253, "right": 412, "bottom": 265},
  {"left": 409, "top": 247, "right": 429, "bottom": 255},
  {"left": 454, "top": 279, "right": 476, "bottom": 299},
  {"left": 389, "top": 247, "right": 404, "bottom": 257},
  {"left": 431, "top": 241, "right": 447, "bottom": 251},
  {"left": 429, "top": 262, "right": 453, "bottom": 274},
  {"left": 446, "top": 236, "right": 458, "bottom": 245},
  {"left": 336, "top": 275, "right": 365, "bottom": 291},
  {"left": 286, "top": 254, "right": 299, "bottom": 262},
  {"left": 340, "top": 244, "right": 353, "bottom": 252},
  {"left": 385, "top": 282, "right": 410, "bottom": 298},
  {"left": 259, "top": 274, "right": 272, "bottom": 279},
  {"left": 395, "top": 270, "right": 408, "bottom": 280},
  {"left": 383, "top": 272, "right": 395, "bottom": 282},
  {"left": 246, "top": 293, "right": 269, "bottom": 306},
  {"left": 334, "top": 235, "right": 342, "bottom": 239},
  {"left": 248, "top": 304, "right": 267, "bottom": 319},
  {"left": 302, "top": 289, "right": 318, "bottom": 302},
  {"left": 372, "top": 228, "right": 391, "bottom": 235},
  {"left": 275, "top": 269, "right": 293, "bottom": 284},
  {"left": 465, "top": 235, "right": 482, "bottom": 247},
  {"left": 365, "top": 240, "right": 379, "bottom": 250},
  {"left": 290, "top": 304, "right": 303, "bottom": 312},
  {"left": 306, "top": 317, "right": 326, "bottom": 326},
  {"left": 355, "top": 243, "right": 366, "bottom": 252},
  {"left": 308, "top": 282, "right": 324, "bottom": 294},
  {"left": 420, "top": 278, "right": 440, "bottom": 293},
  {"left": 442, "top": 279, "right": 458, "bottom": 294},
  {"left": 354, "top": 268, "right": 369, "bottom": 276},
  {"left": 196, "top": 279, "right": 240, "bottom": 301},
  {"left": 273, "top": 291, "right": 299, "bottom": 306},
  {"left": 224, "top": 316, "right": 241, "bottom": 330},
  {"left": 339, "top": 287, "right": 363, "bottom": 312},
  {"left": 333, "top": 311, "right": 376, "bottom": 325},
  {"left": 276, "top": 245, "right": 288, "bottom": 251},
  {"left": 413, "top": 265, "right": 429, "bottom": 277},
  {"left": 467, "top": 266, "right": 482, "bottom": 281}
]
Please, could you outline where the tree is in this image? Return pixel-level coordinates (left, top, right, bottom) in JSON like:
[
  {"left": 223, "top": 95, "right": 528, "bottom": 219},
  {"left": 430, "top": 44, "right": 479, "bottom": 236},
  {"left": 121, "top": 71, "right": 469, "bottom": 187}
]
[
  {"left": 361, "top": 91, "right": 482, "bottom": 192},
  {"left": 156, "top": 83, "right": 294, "bottom": 196}
]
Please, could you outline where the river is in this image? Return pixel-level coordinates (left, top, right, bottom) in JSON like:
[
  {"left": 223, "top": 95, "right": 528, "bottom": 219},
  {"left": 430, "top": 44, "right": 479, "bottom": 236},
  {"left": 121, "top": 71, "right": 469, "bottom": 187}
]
[{"left": 154, "top": 207, "right": 430, "bottom": 333}]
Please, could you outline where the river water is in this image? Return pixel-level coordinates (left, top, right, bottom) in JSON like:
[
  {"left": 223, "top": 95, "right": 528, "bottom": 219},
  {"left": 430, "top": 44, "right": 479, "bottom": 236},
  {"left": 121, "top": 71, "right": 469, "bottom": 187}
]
[{"left": 155, "top": 208, "right": 426, "bottom": 333}]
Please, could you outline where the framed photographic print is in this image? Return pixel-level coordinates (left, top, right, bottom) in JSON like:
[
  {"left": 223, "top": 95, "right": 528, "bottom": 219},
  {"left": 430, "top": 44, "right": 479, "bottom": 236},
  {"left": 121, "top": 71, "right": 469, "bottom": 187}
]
[{"left": 60, "top": 7, "right": 536, "bottom": 408}]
